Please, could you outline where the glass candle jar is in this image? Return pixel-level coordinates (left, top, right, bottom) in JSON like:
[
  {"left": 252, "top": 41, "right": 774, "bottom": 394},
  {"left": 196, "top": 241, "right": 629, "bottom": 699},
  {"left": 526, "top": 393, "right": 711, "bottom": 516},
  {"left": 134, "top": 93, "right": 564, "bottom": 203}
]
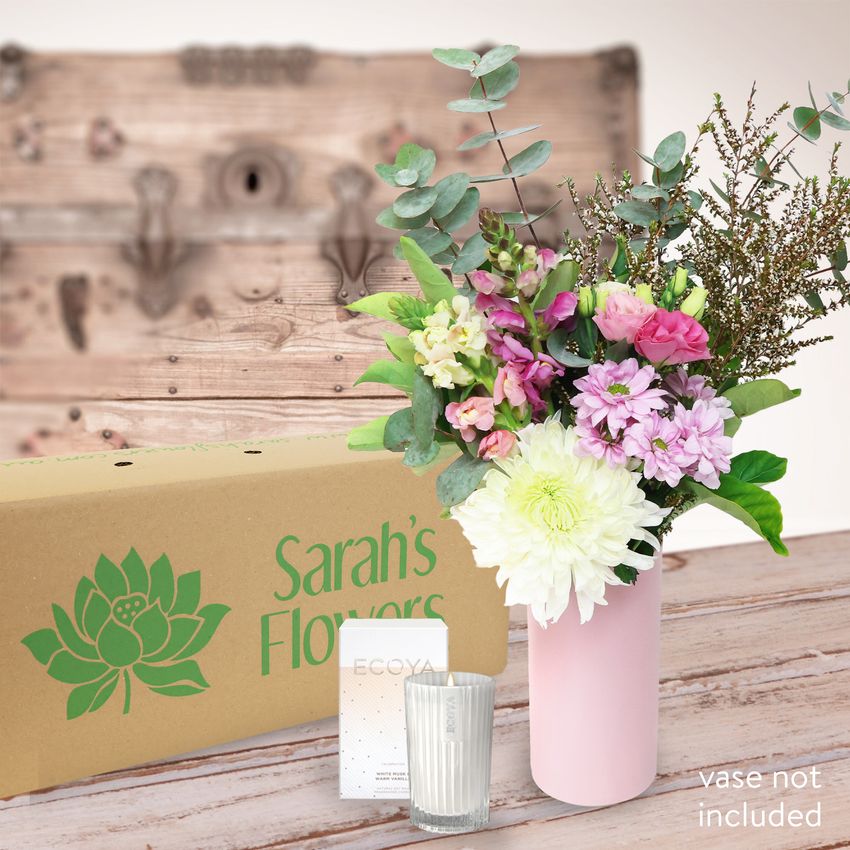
[{"left": 404, "top": 671, "right": 496, "bottom": 834}]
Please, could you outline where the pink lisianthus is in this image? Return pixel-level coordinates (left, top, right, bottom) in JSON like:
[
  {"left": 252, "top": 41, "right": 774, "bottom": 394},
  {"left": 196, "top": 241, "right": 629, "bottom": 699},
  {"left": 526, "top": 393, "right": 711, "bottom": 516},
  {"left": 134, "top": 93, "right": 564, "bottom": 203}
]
[
  {"left": 593, "top": 291, "right": 657, "bottom": 344},
  {"left": 662, "top": 369, "right": 733, "bottom": 420},
  {"left": 571, "top": 358, "right": 667, "bottom": 435},
  {"left": 470, "top": 270, "right": 507, "bottom": 295},
  {"left": 633, "top": 309, "right": 711, "bottom": 365},
  {"left": 478, "top": 429, "right": 517, "bottom": 460},
  {"left": 672, "top": 400, "right": 733, "bottom": 489},
  {"left": 445, "top": 396, "right": 496, "bottom": 443},
  {"left": 574, "top": 421, "right": 628, "bottom": 468},
  {"left": 622, "top": 412, "right": 688, "bottom": 487},
  {"left": 539, "top": 290, "right": 578, "bottom": 332}
]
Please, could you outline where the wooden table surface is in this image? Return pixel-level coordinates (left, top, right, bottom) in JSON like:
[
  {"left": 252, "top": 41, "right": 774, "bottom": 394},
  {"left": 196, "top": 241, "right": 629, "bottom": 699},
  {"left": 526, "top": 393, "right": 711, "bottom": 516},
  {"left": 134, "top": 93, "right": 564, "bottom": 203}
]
[{"left": 2, "top": 532, "right": 848, "bottom": 850}]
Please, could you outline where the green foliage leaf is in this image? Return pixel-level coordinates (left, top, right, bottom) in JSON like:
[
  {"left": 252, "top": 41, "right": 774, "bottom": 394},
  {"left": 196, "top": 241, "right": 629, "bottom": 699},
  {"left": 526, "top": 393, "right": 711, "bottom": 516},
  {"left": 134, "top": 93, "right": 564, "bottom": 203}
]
[
  {"left": 383, "top": 332, "right": 416, "bottom": 363},
  {"left": 435, "top": 187, "right": 480, "bottom": 232},
  {"left": 614, "top": 564, "right": 639, "bottom": 585},
  {"left": 47, "top": 651, "right": 109, "bottom": 684},
  {"left": 613, "top": 199, "right": 661, "bottom": 227},
  {"left": 134, "top": 659, "right": 209, "bottom": 690},
  {"left": 821, "top": 110, "right": 850, "bottom": 131},
  {"left": 412, "top": 369, "right": 440, "bottom": 453},
  {"left": 432, "top": 47, "right": 480, "bottom": 71},
  {"left": 149, "top": 554, "right": 175, "bottom": 612},
  {"left": 394, "top": 227, "right": 453, "bottom": 260},
  {"left": 729, "top": 450, "right": 787, "bottom": 485},
  {"left": 431, "top": 173, "right": 471, "bottom": 219},
  {"left": 452, "top": 232, "right": 489, "bottom": 274},
  {"left": 21, "top": 627, "right": 63, "bottom": 665},
  {"left": 721, "top": 379, "right": 801, "bottom": 417},
  {"left": 654, "top": 160, "right": 685, "bottom": 189},
  {"left": 376, "top": 144, "right": 436, "bottom": 188},
  {"left": 793, "top": 106, "right": 822, "bottom": 140},
  {"left": 388, "top": 294, "right": 433, "bottom": 330},
  {"left": 436, "top": 453, "right": 489, "bottom": 506},
  {"left": 174, "top": 604, "right": 230, "bottom": 660},
  {"left": 499, "top": 200, "right": 562, "bottom": 228},
  {"left": 472, "top": 45, "right": 520, "bottom": 78},
  {"left": 383, "top": 407, "right": 415, "bottom": 452},
  {"left": 393, "top": 187, "right": 438, "bottom": 218},
  {"left": 503, "top": 140, "right": 552, "bottom": 177},
  {"left": 399, "top": 235, "right": 458, "bottom": 303},
  {"left": 376, "top": 206, "right": 431, "bottom": 231},
  {"left": 457, "top": 124, "right": 541, "bottom": 151},
  {"left": 546, "top": 329, "right": 591, "bottom": 367},
  {"left": 346, "top": 291, "right": 406, "bottom": 322},
  {"left": 403, "top": 440, "right": 441, "bottom": 468},
  {"left": 687, "top": 475, "right": 787, "bottom": 555},
  {"left": 709, "top": 179, "right": 731, "bottom": 204},
  {"left": 448, "top": 98, "right": 506, "bottom": 113},
  {"left": 394, "top": 168, "right": 419, "bottom": 186},
  {"left": 631, "top": 184, "right": 669, "bottom": 201},
  {"left": 67, "top": 670, "right": 119, "bottom": 720},
  {"left": 354, "top": 360, "right": 415, "bottom": 394},
  {"left": 653, "top": 131, "right": 686, "bottom": 172},
  {"left": 52, "top": 603, "right": 98, "bottom": 660},
  {"left": 575, "top": 317, "right": 598, "bottom": 359},
  {"left": 724, "top": 415, "right": 742, "bottom": 437},
  {"left": 94, "top": 555, "right": 128, "bottom": 601},
  {"left": 470, "top": 61, "right": 519, "bottom": 100},
  {"left": 532, "top": 259, "right": 580, "bottom": 310}
]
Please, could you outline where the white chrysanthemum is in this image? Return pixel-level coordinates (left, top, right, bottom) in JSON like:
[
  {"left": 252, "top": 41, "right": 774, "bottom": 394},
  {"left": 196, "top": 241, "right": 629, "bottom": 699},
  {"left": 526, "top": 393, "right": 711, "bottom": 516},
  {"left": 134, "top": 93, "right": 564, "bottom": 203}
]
[{"left": 451, "top": 417, "right": 667, "bottom": 626}]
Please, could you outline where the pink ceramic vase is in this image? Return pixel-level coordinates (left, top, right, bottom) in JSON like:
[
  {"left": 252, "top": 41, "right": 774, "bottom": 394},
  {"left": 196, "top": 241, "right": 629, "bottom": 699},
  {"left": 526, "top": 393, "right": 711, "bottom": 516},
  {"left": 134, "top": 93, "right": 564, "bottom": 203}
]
[{"left": 527, "top": 556, "right": 662, "bottom": 806}]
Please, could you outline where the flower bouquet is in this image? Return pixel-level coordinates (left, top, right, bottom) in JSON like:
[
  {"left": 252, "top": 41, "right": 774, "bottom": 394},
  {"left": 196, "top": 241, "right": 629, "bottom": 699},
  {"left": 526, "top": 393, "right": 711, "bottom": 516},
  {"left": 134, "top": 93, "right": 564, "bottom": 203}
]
[{"left": 348, "top": 44, "right": 850, "bottom": 804}]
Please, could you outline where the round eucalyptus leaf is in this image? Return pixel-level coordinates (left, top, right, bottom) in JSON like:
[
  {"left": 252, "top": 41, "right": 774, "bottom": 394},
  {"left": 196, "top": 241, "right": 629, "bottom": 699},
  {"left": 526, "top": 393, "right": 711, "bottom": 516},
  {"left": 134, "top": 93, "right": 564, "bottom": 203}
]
[
  {"left": 654, "top": 160, "right": 685, "bottom": 190},
  {"left": 392, "top": 227, "right": 453, "bottom": 260},
  {"left": 653, "top": 131, "right": 686, "bottom": 172},
  {"left": 436, "top": 187, "right": 480, "bottom": 232},
  {"left": 448, "top": 98, "right": 506, "bottom": 113},
  {"left": 431, "top": 173, "right": 471, "bottom": 219},
  {"left": 452, "top": 232, "right": 489, "bottom": 274},
  {"left": 503, "top": 140, "right": 552, "bottom": 177},
  {"left": 384, "top": 407, "right": 415, "bottom": 452},
  {"left": 395, "top": 168, "right": 419, "bottom": 186},
  {"left": 469, "top": 61, "right": 519, "bottom": 100},
  {"left": 458, "top": 123, "right": 541, "bottom": 152},
  {"left": 376, "top": 206, "right": 431, "bottom": 231},
  {"left": 547, "top": 328, "right": 592, "bottom": 368},
  {"left": 471, "top": 45, "right": 520, "bottom": 78},
  {"left": 393, "top": 187, "right": 439, "bottom": 218},
  {"left": 613, "top": 199, "right": 660, "bottom": 227},
  {"left": 432, "top": 47, "right": 480, "bottom": 70}
]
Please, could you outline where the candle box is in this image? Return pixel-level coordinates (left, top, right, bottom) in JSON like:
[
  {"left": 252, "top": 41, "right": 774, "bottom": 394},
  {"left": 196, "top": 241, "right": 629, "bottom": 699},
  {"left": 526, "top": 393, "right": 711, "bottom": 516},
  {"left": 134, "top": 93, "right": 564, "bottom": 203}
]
[
  {"left": 0, "top": 435, "right": 508, "bottom": 799},
  {"left": 338, "top": 618, "right": 447, "bottom": 799}
]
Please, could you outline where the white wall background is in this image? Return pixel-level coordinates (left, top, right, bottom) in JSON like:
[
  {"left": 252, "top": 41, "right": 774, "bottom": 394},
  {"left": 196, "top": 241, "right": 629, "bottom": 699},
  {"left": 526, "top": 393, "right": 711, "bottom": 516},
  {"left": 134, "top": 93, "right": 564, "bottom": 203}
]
[{"left": 4, "top": 0, "right": 849, "bottom": 552}]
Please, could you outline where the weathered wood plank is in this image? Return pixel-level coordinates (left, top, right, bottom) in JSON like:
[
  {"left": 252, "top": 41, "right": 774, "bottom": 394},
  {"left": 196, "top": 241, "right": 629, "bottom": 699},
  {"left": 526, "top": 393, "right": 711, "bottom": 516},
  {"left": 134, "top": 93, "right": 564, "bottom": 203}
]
[
  {"left": 0, "top": 398, "right": 404, "bottom": 459},
  {"left": 2, "top": 536, "right": 848, "bottom": 849}
]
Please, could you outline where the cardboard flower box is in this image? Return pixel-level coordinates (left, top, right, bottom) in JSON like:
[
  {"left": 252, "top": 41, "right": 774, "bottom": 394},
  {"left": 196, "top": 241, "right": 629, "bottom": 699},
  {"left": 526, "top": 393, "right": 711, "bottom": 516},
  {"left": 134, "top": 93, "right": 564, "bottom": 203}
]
[{"left": 0, "top": 435, "right": 508, "bottom": 798}]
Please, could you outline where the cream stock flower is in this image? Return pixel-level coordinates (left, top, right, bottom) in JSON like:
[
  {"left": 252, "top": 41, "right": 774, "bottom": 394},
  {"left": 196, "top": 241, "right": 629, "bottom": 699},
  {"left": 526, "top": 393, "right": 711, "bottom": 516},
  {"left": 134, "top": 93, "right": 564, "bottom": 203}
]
[{"left": 451, "top": 417, "right": 667, "bottom": 626}]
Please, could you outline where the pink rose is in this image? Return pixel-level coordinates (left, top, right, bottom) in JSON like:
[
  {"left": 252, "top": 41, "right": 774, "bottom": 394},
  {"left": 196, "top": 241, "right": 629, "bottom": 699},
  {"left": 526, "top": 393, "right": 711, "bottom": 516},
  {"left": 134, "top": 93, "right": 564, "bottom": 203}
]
[
  {"left": 470, "top": 270, "right": 506, "bottom": 295},
  {"left": 633, "top": 308, "right": 711, "bottom": 365},
  {"left": 445, "top": 396, "right": 496, "bottom": 442},
  {"left": 593, "top": 291, "right": 656, "bottom": 343},
  {"left": 478, "top": 429, "right": 517, "bottom": 460}
]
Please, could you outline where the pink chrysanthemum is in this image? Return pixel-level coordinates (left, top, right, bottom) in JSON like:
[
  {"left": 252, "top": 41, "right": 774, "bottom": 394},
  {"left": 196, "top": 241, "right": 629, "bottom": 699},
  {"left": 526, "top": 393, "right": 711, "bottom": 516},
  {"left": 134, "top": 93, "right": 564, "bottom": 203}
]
[
  {"left": 574, "top": 421, "right": 628, "bottom": 468},
  {"left": 673, "top": 400, "right": 733, "bottom": 489},
  {"left": 662, "top": 369, "right": 734, "bottom": 420},
  {"left": 571, "top": 358, "right": 667, "bottom": 435},
  {"left": 622, "top": 412, "right": 688, "bottom": 487}
]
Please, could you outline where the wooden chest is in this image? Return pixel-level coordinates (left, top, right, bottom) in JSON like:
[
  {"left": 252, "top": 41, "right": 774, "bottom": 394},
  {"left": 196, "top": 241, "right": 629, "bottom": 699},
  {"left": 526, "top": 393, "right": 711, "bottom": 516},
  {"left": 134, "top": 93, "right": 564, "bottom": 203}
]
[{"left": 0, "top": 44, "right": 639, "bottom": 459}]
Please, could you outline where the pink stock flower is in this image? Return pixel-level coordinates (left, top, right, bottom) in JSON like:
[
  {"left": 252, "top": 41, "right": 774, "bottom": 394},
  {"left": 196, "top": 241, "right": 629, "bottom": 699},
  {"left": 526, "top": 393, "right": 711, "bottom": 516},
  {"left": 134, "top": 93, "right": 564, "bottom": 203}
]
[
  {"left": 571, "top": 358, "right": 667, "bottom": 435},
  {"left": 490, "top": 309, "right": 527, "bottom": 332},
  {"left": 494, "top": 361, "right": 529, "bottom": 410},
  {"left": 494, "top": 354, "right": 563, "bottom": 416},
  {"left": 540, "top": 290, "right": 578, "bottom": 331},
  {"left": 662, "top": 369, "right": 733, "bottom": 420},
  {"left": 470, "top": 270, "right": 507, "bottom": 295},
  {"left": 574, "top": 421, "right": 628, "bottom": 468},
  {"left": 634, "top": 309, "right": 711, "bottom": 365},
  {"left": 672, "top": 400, "right": 733, "bottom": 489},
  {"left": 478, "top": 429, "right": 517, "bottom": 460},
  {"left": 536, "top": 248, "right": 560, "bottom": 274},
  {"left": 593, "top": 291, "right": 657, "bottom": 344},
  {"left": 488, "top": 332, "right": 534, "bottom": 362},
  {"left": 622, "top": 413, "right": 688, "bottom": 487},
  {"left": 445, "top": 396, "right": 496, "bottom": 443}
]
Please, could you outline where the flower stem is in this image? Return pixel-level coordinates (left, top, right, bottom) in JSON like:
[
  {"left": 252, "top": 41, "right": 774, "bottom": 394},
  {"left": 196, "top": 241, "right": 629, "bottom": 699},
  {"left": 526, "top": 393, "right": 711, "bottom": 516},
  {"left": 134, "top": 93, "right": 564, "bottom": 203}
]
[
  {"left": 122, "top": 669, "right": 131, "bottom": 715},
  {"left": 478, "top": 77, "right": 541, "bottom": 249}
]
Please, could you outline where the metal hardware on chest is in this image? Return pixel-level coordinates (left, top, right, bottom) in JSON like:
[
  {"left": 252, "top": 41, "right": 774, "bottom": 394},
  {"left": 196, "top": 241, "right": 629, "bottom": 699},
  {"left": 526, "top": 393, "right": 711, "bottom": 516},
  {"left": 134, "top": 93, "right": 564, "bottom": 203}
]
[
  {"left": 122, "top": 166, "right": 187, "bottom": 319},
  {"left": 180, "top": 45, "right": 317, "bottom": 86},
  {"left": 205, "top": 145, "right": 297, "bottom": 208},
  {"left": 0, "top": 44, "right": 25, "bottom": 102},
  {"left": 321, "top": 165, "right": 382, "bottom": 307}
]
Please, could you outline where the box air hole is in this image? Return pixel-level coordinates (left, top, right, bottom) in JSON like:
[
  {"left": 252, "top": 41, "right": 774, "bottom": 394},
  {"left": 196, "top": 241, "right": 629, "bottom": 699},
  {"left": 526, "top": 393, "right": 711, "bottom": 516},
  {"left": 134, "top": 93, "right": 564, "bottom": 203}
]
[
  {"left": 114, "top": 461, "right": 133, "bottom": 467},
  {"left": 244, "top": 450, "right": 262, "bottom": 454}
]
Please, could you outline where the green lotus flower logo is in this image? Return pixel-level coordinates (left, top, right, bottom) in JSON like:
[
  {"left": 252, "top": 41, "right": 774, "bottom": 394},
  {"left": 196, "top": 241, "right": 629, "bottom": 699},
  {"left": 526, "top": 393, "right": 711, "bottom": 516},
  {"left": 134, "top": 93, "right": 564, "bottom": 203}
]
[{"left": 21, "top": 548, "right": 230, "bottom": 719}]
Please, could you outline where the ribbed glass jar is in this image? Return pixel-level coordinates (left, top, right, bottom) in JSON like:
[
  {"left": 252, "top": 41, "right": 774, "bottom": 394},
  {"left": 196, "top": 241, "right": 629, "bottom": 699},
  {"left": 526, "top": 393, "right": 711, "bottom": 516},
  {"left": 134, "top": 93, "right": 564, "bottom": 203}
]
[{"left": 404, "top": 671, "right": 495, "bottom": 834}]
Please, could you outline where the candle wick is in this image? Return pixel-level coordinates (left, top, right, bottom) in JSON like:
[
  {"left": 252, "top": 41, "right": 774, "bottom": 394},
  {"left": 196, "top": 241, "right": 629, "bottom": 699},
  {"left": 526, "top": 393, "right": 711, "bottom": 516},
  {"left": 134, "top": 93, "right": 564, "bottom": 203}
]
[{"left": 446, "top": 671, "right": 455, "bottom": 687}]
